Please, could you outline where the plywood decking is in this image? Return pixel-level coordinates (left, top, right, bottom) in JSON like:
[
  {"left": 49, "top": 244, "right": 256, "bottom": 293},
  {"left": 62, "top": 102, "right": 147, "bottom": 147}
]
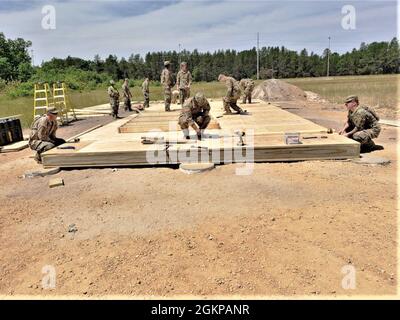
[{"left": 42, "top": 100, "right": 360, "bottom": 168}]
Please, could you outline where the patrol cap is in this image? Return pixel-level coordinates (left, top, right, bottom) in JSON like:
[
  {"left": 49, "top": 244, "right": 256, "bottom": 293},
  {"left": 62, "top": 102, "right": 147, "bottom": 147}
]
[
  {"left": 164, "top": 61, "right": 171, "bottom": 66},
  {"left": 194, "top": 92, "right": 206, "bottom": 103},
  {"left": 124, "top": 78, "right": 129, "bottom": 81},
  {"left": 47, "top": 107, "right": 59, "bottom": 115},
  {"left": 345, "top": 95, "right": 358, "bottom": 103},
  {"left": 181, "top": 61, "right": 187, "bottom": 66},
  {"left": 110, "top": 80, "right": 115, "bottom": 85},
  {"left": 218, "top": 74, "right": 225, "bottom": 81}
]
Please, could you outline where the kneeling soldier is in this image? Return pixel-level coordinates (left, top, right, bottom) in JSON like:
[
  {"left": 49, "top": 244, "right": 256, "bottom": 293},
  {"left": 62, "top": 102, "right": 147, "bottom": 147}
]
[
  {"left": 339, "top": 95, "right": 381, "bottom": 152},
  {"left": 218, "top": 74, "right": 244, "bottom": 114},
  {"left": 178, "top": 92, "right": 211, "bottom": 140},
  {"left": 29, "top": 107, "right": 66, "bottom": 163}
]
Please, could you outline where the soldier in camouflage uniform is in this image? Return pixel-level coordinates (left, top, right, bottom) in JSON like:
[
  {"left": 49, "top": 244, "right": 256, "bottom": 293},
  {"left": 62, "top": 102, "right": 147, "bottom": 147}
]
[
  {"left": 107, "top": 80, "right": 120, "bottom": 119},
  {"left": 28, "top": 107, "right": 66, "bottom": 163},
  {"left": 178, "top": 92, "right": 211, "bottom": 140},
  {"left": 176, "top": 61, "right": 192, "bottom": 105},
  {"left": 161, "top": 61, "right": 173, "bottom": 111},
  {"left": 122, "top": 78, "right": 133, "bottom": 112},
  {"left": 142, "top": 78, "right": 150, "bottom": 108},
  {"left": 239, "top": 78, "right": 255, "bottom": 104},
  {"left": 218, "top": 74, "right": 244, "bottom": 114},
  {"left": 339, "top": 95, "right": 381, "bottom": 152}
]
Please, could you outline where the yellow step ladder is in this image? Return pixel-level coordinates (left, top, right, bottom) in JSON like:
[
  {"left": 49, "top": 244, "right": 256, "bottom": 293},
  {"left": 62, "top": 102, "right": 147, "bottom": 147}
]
[
  {"left": 53, "top": 82, "right": 76, "bottom": 124},
  {"left": 33, "top": 83, "right": 53, "bottom": 120}
]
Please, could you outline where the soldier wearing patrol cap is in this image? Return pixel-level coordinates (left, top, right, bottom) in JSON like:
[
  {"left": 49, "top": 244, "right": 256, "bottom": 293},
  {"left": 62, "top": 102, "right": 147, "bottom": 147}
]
[
  {"left": 339, "top": 95, "right": 382, "bottom": 152},
  {"left": 28, "top": 107, "right": 66, "bottom": 163},
  {"left": 107, "top": 80, "right": 120, "bottom": 119},
  {"left": 161, "top": 61, "right": 173, "bottom": 111},
  {"left": 178, "top": 92, "right": 211, "bottom": 140},
  {"left": 176, "top": 61, "right": 192, "bottom": 106}
]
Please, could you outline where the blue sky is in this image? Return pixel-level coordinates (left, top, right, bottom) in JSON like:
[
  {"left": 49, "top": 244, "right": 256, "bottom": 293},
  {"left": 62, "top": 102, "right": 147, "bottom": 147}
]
[{"left": 0, "top": 0, "right": 398, "bottom": 64}]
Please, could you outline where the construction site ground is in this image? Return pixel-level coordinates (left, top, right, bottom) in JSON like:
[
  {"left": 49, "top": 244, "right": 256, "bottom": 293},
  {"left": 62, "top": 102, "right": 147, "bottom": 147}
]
[{"left": 0, "top": 98, "right": 397, "bottom": 297}]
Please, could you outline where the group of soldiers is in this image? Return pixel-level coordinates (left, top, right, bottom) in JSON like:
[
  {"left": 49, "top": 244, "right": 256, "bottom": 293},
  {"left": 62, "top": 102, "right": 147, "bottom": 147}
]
[
  {"left": 107, "top": 77, "right": 150, "bottom": 119},
  {"left": 27, "top": 60, "right": 381, "bottom": 163}
]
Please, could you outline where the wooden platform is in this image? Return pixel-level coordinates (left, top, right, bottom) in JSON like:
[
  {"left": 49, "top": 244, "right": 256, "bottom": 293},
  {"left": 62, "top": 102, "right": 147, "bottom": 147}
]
[{"left": 41, "top": 100, "right": 360, "bottom": 168}]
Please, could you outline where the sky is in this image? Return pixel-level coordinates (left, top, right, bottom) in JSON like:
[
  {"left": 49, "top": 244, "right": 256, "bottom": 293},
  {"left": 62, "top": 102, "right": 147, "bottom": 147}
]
[{"left": 0, "top": 0, "right": 398, "bottom": 64}]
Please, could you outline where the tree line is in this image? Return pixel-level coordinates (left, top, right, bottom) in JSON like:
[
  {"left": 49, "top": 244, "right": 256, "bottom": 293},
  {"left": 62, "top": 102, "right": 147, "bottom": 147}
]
[{"left": 0, "top": 31, "right": 399, "bottom": 88}]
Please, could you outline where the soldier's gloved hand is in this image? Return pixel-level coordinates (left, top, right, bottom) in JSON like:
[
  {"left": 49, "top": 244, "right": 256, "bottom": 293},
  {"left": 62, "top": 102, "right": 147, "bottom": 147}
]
[{"left": 197, "top": 116, "right": 203, "bottom": 123}]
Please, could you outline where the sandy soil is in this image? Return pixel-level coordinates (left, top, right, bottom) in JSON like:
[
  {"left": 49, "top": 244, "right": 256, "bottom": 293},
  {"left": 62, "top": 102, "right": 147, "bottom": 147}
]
[{"left": 0, "top": 102, "right": 397, "bottom": 298}]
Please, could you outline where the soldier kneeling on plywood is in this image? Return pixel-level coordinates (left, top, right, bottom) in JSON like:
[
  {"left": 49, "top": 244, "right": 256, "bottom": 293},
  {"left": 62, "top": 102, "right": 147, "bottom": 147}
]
[
  {"left": 29, "top": 107, "right": 66, "bottom": 164},
  {"left": 178, "top": 92, "right": 211, "bottom": 141}
]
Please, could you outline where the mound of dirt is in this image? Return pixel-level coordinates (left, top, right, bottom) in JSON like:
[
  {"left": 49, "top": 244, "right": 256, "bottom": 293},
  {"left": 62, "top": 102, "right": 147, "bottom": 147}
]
[{"left": 253, "top": 79, "right": 307, "bottom": 101}]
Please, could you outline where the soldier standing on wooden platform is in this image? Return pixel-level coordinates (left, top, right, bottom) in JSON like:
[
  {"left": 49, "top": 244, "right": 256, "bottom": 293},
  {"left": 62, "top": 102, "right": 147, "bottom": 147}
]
[
  {"left": 161, "top": 61, "right": 173, "bottom": 112},
  {"left": 239, "top": 78, "right": 255, "bottom": 104},
  {"left": 176, "top": 61, "right": 192, "bottom": 105},
  {"left": 218, "top": 74, "right": 244, "bottom": 115},
  {"left": 107, "top": 80, "right": 120, "bottom": 119},
  {"left": 122, "top": 78, "right": 133, "bottom": 112},
  {"left": 178, "top": 92, "right": 211, "bottom": 140},
  {"left": 28, "top": 107, "right": 66, "bottom": 164},
  {"left": 142, "top": 78, "right": 150, "bottom": 108},
  {"left": 339, "top": 95, "right": 382, "bottom": 152}
]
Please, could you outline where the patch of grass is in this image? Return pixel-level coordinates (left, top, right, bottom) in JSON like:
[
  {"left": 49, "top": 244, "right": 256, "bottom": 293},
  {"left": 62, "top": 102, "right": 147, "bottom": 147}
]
[{"left": 284, "top": 74, "right": 399, "bottom": 110}]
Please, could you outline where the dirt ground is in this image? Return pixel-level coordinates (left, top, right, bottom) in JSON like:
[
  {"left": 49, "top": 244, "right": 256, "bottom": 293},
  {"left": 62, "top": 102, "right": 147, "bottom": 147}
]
[{"left": 0, "top": 101, "right": 397, "bottom": 298}]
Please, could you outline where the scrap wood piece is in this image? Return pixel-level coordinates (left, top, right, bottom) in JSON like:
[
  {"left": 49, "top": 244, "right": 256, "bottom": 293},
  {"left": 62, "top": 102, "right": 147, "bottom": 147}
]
[
  {"left": 0, "top": 140, "right": 29, "bottom": 153},
  {"left": 49, "top": 178, "right": 64, "bottom": 188}
]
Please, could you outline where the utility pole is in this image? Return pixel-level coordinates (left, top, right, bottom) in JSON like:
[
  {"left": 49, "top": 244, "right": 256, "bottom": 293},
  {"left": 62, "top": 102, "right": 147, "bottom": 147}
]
[
  {"left": 31, "top": 49, "right": 34, "bottom": 66},
  {"left": 256, "top": 32, "right": 260, "bottom": 80},
  {"left": 327, "top": 36, "right": 331, "bottom": 77}
]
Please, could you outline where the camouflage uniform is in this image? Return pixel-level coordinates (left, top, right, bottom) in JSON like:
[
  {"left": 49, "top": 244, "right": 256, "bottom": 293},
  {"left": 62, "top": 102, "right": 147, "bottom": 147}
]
[
  {"left": 222, "top": 76, "right": 243, "bottom": 114},
  {"left": 161, "top": 65, "right": 173, "bottom": 111},
  {"left": 122, "top": 82, "right": 132, "bottom": 111},
  {"left": 178, "top": 96, "right": 211, "bottom": 131},
  {"left": 142, "top": 79, "right": 150, "bottom": 108},
  {"left": 107, "top": 85, "right": 120, "bottom": 118},
  {"left": 239, "top": 78, "right": 255, "bottom": 104},
  {"left": 347, "top": 106, "right": 381, "bottom": 149},
  {"left": 29, "top": 114, "right": 65, "bottom": 162},
  {"left": 176, "top": 69, "right": 192, "bottom": 105}
]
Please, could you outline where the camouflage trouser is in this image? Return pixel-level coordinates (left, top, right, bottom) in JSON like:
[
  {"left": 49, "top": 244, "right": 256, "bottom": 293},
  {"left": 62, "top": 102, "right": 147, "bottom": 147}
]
[
  {"left": 29, "top": 138, "right": 66, "bottom": 162},
  {"left": 123, "top": 97, "right": 132, "bottom": 111},
  {"left": 179, "top": 88, "right": 190, "bottom": 106},
  {"left": 178, "top": 112, "right": 211, "bottom": 130},
  {"left": 143, "top": 91, "right": 149, "bottom": 108},
  {"left": 352, "top": 127, "right": 381, "bottom": 148},
  {"left": 164, "top": 87, "right": 172, "bottom": 111},
  {"left": 242, "top": 89, "right": 253, "bottom": 104},
  {"left": 110, "top": 99, "right": 119, "bottom": 117},
  {"left": 223, "top": 95, "right": 243, "bottom": 114}
]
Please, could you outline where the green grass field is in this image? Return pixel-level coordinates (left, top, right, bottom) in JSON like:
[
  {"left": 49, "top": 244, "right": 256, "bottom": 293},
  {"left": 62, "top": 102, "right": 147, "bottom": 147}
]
[
  {"left": 284, "top": 74, "right": 399, "bottom": 109},
  {"left": 0, "top": 75, "right": 397, "bottom": 128}
]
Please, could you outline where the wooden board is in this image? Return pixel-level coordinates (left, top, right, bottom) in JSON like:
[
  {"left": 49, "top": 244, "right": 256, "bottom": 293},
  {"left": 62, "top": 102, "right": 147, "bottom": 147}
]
[
  {"left": 0, "top": 140, "right": 29, "bottom": 153},
  {"left": 41, "top": 100, "right": 360, "bottom": 168}
]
